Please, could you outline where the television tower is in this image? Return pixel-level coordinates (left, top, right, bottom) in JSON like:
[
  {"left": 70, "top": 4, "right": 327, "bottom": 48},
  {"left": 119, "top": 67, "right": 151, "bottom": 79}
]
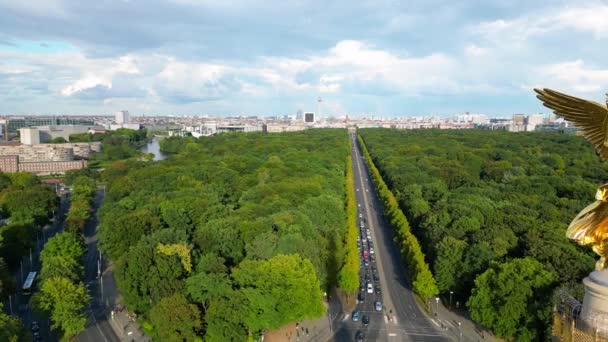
[{"left": 317, "top": 97, "right": 322, "bottom": 119}]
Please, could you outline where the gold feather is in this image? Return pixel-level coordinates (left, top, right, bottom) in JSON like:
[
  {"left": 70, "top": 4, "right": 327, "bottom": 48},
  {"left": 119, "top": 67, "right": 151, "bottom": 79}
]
[{"left": 534, "top": 88, "right": 608, "bottom": 160}]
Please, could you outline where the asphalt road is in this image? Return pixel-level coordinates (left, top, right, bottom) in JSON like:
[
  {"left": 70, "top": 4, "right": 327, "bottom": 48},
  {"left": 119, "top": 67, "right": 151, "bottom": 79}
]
[
  {"left": 76, "top": 189, "right": 120, "bottom": 342},
  {"left": 332, "top": 133, "right": 449, "bottom": 342}
]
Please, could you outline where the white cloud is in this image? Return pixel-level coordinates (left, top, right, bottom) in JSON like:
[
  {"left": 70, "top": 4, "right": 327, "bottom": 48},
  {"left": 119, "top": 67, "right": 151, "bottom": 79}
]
[
  {"left": 464, "top": 44, "right": 488, "bottom": 57},
  {"left": 554, "top": 6, "right": 608, "bottom": 38},
  {"left": 529, "top": 59, "right": 608, "bottom": 95},
  {"left": 474, "top": 4, "right": 608, "bottom": 43},
  {"left": 0, "top": 0, "right": 67, "bottom": 18}
]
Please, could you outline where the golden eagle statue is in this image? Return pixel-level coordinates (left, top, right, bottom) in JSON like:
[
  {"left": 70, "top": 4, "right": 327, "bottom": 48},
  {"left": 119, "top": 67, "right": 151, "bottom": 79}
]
[{"left": 535, "top": 88, "right": 608, "bottom": 270}]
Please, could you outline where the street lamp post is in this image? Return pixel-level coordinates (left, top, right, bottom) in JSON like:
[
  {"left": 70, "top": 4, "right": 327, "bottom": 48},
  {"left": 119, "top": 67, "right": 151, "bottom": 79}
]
[
  {"left": 435, "top": 297, "right": 439, "bottom": 316},
  {"left": 458, "top": 322, "right": 462, "bottom": 341},
  {"left": 450, "top": 291, "right": 454, "bottom": 309}
]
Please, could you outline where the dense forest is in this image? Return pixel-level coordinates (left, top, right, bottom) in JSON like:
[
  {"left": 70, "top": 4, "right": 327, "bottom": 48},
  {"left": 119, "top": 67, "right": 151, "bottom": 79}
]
[
  {"left": 98, "top": 129, "right": 352, "bottom": 341},
  {"left": 358, "top": 128, "right": 598, "bottom": 341}
]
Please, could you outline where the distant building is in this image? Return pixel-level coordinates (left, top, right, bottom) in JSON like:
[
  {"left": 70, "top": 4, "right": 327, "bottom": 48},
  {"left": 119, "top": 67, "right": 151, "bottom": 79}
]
[
  {"left": 115, "top": 110, "right": 130, "bottom": 124},
  {"left": 19, "top": 125, "right": 104, "bottom": 144},
  {"left": 304, "top": 112, "right": 315, "bottom": 123},
  {"left": 0, "top": 143, "right": 101, "bottom": 162},
  {"left": 525, "top": 114, "right": 544, "bottom": 131},
  {"left": 216, "top": 125, "right": 262, "bottom": 133},
  {"left": 296, "top": 110, "right": 303, "bottom": 121},
  {"left": 508, "top": 114, "right": 526, "bottom": 132},
  {"left": 7, "top": 117, "right": 95, "bottom": 133},
  {"left": 109, "top": 123, "right": 141, "bottom": 130},
  {"left": 19, "top": 128, "right": 40, "bottom": 145}
]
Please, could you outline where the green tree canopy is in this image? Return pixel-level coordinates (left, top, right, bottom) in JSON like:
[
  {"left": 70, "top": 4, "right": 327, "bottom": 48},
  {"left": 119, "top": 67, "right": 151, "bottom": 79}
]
[{"left": 467, "top": 258, "right": 556, "bottom": 341}]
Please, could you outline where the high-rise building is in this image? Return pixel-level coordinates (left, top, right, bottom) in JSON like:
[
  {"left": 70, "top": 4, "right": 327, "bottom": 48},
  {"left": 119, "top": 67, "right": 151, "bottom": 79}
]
[
  {"left": 304, "top": 112, "right": 315, "bottom": 123},
  {"left": 525, "top": 114, "right": 544, "bottom": 131},
  {"left": 19, "top": 128, "right": 40, "bottom": 145},
  {"left": 296, "top": 110, "right": 303, "bottom": 121},
  {"left": 115, "top": 110, "right": 130, "bottom": 124}
]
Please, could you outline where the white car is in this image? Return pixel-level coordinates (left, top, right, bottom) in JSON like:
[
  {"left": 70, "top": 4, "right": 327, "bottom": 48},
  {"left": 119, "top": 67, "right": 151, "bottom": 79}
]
[
  {"left": 370, "top": 247, "right": 375, "bottom": 254},
  {"left": 367, "top": 283, "right": 374, "bottom": 294}
]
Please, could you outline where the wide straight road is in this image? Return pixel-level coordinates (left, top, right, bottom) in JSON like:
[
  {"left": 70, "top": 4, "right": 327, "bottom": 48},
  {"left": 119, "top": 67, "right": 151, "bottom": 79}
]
[
  {"left": 332, "top": 132, "right": 449, "bottom": 342},
  {"left": 76, "top": 189, "right": 119, "bottom": 342}
]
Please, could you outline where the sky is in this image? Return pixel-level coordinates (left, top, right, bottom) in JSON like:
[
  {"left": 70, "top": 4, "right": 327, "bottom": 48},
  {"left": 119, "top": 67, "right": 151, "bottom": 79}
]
[{"left": 1, "top": 0, "right": 608, "bottom": 117}]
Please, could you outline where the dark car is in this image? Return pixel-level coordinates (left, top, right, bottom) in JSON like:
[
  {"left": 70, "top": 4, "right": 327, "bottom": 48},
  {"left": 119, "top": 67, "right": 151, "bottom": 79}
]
[
  {"left": 31, "top": 321, "right": 40, "bottom": 332},
  {"left": 375, "top": 286, "right": 381, "bottom": 294},
  {"left": 357, "top": 292, "right": 365, "bottom": 303},
  {"left": 355, "top": 330, "right": 365, "bottom": 342},
  {"left": 373, "top": 274, "right": 380, "bottom": 282},
  {"left": 362, "top": 315, "right": 370, "bottom": 326}
]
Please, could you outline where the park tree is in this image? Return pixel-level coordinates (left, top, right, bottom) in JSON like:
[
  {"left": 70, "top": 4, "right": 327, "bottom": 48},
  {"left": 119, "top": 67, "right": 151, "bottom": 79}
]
[
  {"left": 186, "top": 271, "right": 232, "bottom": 311},
  {"left": 40, "top": 232, "right": 84, "bottom": 263},
  {"left": 149, "top": 293, "right": 202, "bottom": 341},
  {"left": 31, "top": 277, "right": 89, "bottom": 338},
  {"left": 115, "top": 229, "right": 188, "bottom": 312},
  {"left": 204, "top": 291, "right": 249, "bottom": 342},
  {"left": 467, "top": 258, "right": 556, "bottom": 341},
  {"left": 0, "top": 304, "right": 28, "bottom": 342},
  {"left": 232, "top": 254, "right": 326, "bottom": 332},
  {"left": 434, "top": 237, "right": 467, "bottom": 292},
  {"left": 99, "top": 208, "right": 162, "bottom": 260}
]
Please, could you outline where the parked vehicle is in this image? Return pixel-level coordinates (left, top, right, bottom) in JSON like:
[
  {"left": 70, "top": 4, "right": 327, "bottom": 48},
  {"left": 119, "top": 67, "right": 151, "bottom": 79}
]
[
  {"left": 352, "top": 310, "right": 361, "bottom": 322},
  {"left": 367, "top": 283, "right": 373, "bottom": 294}
]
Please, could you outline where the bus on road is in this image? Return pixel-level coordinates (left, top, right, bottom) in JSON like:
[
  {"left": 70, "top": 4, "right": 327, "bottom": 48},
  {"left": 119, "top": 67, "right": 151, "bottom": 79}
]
[{"left": 22, "top": 272, "right": 37, "bottom": 295}]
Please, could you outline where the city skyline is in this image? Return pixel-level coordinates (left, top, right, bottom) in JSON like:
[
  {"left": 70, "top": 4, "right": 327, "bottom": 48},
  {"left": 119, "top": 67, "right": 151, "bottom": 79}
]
[{"left": 2, "top": 1, "right": 608, "bottom": 116}]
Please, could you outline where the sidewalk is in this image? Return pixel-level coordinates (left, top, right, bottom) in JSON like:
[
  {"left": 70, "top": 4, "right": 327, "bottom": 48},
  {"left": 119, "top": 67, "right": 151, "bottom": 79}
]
[
  {"left": 107, "top": 302, "right": 150, "bottom": 342},
  {"left": 429, "top": 298, "right": 496, "bottom": 342}
]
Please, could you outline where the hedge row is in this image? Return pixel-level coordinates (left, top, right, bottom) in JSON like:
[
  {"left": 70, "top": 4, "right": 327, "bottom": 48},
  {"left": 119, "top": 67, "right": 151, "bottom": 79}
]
[
  {"left": 357, "top": 134, "right": 438, "bottom": 299},
  {"left": 337, "top": 148, "right": 360, "bottom": 294}
]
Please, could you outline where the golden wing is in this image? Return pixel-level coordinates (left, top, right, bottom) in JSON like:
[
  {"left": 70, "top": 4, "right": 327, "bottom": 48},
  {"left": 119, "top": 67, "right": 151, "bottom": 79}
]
[{"left": 534, "top": 88, "right": 608, "bottom": 160}]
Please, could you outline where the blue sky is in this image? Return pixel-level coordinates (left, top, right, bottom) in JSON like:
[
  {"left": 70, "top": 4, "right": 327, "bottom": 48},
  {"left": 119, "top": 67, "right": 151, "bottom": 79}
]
[{"left": 1, "top": 0, "right": 607, "bottom": 116}]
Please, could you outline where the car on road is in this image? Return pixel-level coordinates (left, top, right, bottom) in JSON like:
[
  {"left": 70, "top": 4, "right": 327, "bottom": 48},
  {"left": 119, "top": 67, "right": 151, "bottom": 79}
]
[
  {"left": 375, "top": 286, "right": 381, "bottom": 294},
  {"left": 355, "top": 330, "right": 365, "bottom": 342},
  {"left": 357, "top": 292, "right": 364, "bottom": 303},
  {"left": 31, "top": 321, "right": 40, "bottom": 332},
  {"left": 373, "top": 274, "right": 379, "bottom": 282},
  {"left": 375, "top": 301, "right": 383, "bottom": 312},
  {"left": 364, "top": 259, "right": 369, "bottom": 267},
  {"left": 359, "top": 213, "right": 362, "bottom": 218},
  {"left": 33, "top": 332, "right": 41, "bottom": 341},
  {"left": 362, "top": 315, "right": 370, "bottom": 326},
  {"left": 352, "top": 310, "right": 361, "bottom": 322},
  {"left": 370, "top": 247, "right": 375, "bottom": 254},
  {"left": 367, "top": 283, "right": 373, "bottom": 294},
  {"left": 357, "top": 241, "right": 361, "bottom": 248}
]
